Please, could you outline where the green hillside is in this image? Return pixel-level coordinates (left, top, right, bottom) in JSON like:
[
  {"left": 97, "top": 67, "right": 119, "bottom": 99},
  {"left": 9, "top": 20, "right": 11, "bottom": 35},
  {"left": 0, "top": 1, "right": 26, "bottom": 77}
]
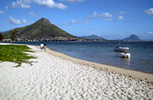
[{"left": 3, "top": 18, "right": 76, "bottom": 40}]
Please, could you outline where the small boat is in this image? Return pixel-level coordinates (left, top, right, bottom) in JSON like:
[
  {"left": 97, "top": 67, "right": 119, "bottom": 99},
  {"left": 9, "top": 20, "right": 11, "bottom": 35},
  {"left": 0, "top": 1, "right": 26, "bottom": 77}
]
[
  {"left": 121, "top": 52, "right": 130, "bottom": 58},
  {"left": 114, "top": 47, "right": 129, "bottom": 52}
]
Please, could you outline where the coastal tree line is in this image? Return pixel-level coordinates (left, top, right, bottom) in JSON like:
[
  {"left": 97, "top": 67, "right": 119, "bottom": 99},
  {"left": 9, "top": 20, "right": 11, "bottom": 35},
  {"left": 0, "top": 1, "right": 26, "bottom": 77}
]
[
  {"left": 0, "top": 33, "right": 3, "bottom": 41},
  {"left": 0, "top": 29, "right": 18, "bottom": 42}
]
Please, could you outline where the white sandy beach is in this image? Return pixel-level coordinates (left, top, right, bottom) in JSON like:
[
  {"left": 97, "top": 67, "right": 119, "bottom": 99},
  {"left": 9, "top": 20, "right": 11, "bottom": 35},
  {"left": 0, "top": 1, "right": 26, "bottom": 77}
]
[{"left": 0, "top": 44, "right": 153, "bottom": 100}]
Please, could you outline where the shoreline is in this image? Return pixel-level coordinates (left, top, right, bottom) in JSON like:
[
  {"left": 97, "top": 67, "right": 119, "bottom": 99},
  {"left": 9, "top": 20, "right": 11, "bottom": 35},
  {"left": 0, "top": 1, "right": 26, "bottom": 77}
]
[
  {"left": 0, "top": 43, "right": 153, "bottom": 100},
  {"left": 1, "top": 42, "right": 153, "bottom": 82},
  {"left": 36, "top": 46, "right": 153, "bottom": 83}
]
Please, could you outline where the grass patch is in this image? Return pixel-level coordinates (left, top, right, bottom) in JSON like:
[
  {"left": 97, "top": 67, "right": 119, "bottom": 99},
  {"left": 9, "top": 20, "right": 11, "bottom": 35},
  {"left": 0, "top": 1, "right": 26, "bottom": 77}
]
[{"left": 0, "top": 45, "right": 36, "bottom": 67}]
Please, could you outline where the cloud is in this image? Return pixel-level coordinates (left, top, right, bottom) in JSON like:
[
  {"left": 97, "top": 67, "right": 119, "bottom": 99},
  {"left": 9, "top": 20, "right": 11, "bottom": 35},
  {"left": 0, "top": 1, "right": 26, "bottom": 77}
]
[
  {"left": 99, "top": 12, "right": 113, "bottom": 18},
  {"left": 84, "top": 20, "right": 90, "bottom": 23},
  {"left": 0, "top": 10, "right": 4, "bottom": 14},
  {"left": 144, "top": 8, "right": 153, "bottom": 15},
  {"left": 88, "top": 11, "right": 98, "bottom": 19},
  {"left": 120, "top": 11, "right": 125, "bottom": 14},
  {"left": 59, "top": 0, "right": 85, "bottom": 3},
  {"left": 5, "top": 6, "right": 9, "bottom": 9},
  {"left": 5, "top": 0, "right": 31, "bottom": 9},
  {"left": 124, "top": 19, "right": 132, "bottom": 23},
  {"left": 5, "top": 0, "right": 67, "bottom": 10},
  {"left": 9, "top": 16, "right": 21, "bottom": 25},
  {"left": 117, "top": 15, "right": 123, "bottom": 20},
  {"left": 88, "top": 11, "right": 113, "bottom": 19},
  {"left": 29, "top": 11, "right": 37, "bottom": 17},
  {"left": 58, "top": 23, "right": 69, "bottom": 26},
  {"left": 23, "top": 19, "right": 30, "bottom": 24},
  {"left": 148, "top": 32, "right": 153, "bottom": 34},
  {"left": 35, "top": 0, "right": 67, "bottom": 9},
  {"left": 58, "top": 20, "right": 81, "bottom": 26},
  {"left": 70, "top": 20, "right": 81, "bottom": 24},
  {"left": 105, "top": 18, "right": 113, "bottom": 21}
]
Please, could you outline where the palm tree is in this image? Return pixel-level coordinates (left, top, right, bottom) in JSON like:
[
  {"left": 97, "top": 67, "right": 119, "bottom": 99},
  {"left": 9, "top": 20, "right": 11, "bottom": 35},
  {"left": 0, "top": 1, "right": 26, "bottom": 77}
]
[
  {"left": 11, "top": 29, "right": 18, "bottom": 43},
  {"left": 0, "top": 33, "right": 3, "bottom": 41}
]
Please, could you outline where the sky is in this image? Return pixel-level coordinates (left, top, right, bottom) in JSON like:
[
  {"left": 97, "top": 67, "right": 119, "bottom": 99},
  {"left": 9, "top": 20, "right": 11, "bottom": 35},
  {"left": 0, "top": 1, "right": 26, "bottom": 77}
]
[{"left": 0, "top": 0, "right": 153, "bottom": 40}]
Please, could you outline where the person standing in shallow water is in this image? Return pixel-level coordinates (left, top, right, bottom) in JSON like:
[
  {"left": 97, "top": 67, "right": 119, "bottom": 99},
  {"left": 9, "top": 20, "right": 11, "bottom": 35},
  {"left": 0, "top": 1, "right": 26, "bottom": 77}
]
[
  {"left": 44, "top": 44, "right": 46, "bottom": 52},
  {"left": 40, "top": 43, "right": 44, "bottom": 52}
]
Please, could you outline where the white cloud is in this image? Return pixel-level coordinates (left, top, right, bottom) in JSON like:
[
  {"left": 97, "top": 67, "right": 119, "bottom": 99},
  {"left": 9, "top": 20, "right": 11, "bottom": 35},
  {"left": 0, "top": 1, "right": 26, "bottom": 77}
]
[
  {"left": 5, "top": 6, "right": 9, "bottom": 9},
  {"left": 148, "top": 32, "right": 153, "bottom": 34},
  {"left": 5, "top": 0, "right": 67, "bottom": 10},
  {"left": 120, "top": 11, "right": 125, "bottom": 14},
  {"left": 0, "top": 10, "right": 4, "bottom": 14},
  {"left": 124, "top": 19, "right": 132, "bottom": 23},
  {"left": 9, "top": 16, "right": 21, "bottom": 25},
  {"left": 58, "top": 20, "right": 81, "bottom": 26},
  {"left": 144, "top": 8, "right": 153, "bottom": 15},
  {"left": 88, "top": 11, "right": 113, "bottom": 21},
  {"left": 117, "top": 15, "right": 123, "bottom": 20},
  {"left": 6, "top": 0, "right": 31, "bottom": 9},
  {"left": 70, "top": 20, "right": 81, "bottom": 24},
  {"left": 59, "top": 0, "right": 85, "bottom": 3},
  {"left": 23, "top": 19, "right": 30, "bottom": 24},
  {"left": 29, "top": 11, "right": 37, "bottom": 17},
  {"left": 58, "top": 23, "right": 69, "bottom": 26},
  {"left": 34, "top": 0, "right": 67, "bottom": 9},
  {"left": 105, "top": 18, "right": 113, "bottom": 21},
  {"left": 84, "top": 20, "right": 90, "bottom": 23},
  {"left": 88, "top": 11, "right": 98, "bottom": 19},
  {"left": 99, "top": 12, "right": 113, "bottom": 18}
]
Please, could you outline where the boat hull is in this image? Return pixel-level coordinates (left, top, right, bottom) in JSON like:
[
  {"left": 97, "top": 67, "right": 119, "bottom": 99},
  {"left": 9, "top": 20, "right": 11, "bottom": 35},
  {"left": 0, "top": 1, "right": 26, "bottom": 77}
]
[
  {"left": 114, "top": 47, "right": 129, "bottom": 52},
  {"left": 121, "top": 53, "right": 130, "bottom": 58}
]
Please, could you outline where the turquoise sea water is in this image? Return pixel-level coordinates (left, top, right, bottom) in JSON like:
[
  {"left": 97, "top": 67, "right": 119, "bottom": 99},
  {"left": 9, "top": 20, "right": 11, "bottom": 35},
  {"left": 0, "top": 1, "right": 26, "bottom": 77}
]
[{"left": 13, "top": 41, "right": 153, "bottom": 74}]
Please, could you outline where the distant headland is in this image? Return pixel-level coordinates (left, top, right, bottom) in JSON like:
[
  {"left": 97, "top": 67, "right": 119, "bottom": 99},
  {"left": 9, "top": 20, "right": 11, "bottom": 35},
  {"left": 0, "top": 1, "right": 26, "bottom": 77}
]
[{"left": 0, "top": 18, "right": 149, "bottom": 42}]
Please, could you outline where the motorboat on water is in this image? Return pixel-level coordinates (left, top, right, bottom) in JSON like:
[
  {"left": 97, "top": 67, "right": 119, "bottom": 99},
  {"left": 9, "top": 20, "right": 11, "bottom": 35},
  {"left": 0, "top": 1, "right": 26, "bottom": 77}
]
[
  {"left": 121, "top": 52, "right": 130, "bottom": 58},
  {"left": 114, "top": 47, "right": 129, "bottom": 52}
]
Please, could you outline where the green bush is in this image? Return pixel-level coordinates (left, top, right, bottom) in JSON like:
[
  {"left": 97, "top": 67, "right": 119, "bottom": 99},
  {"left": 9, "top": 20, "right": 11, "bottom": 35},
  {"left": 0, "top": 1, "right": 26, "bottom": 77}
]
[{"left": 0, "top": 45, "right": 36, "bottom": 67}]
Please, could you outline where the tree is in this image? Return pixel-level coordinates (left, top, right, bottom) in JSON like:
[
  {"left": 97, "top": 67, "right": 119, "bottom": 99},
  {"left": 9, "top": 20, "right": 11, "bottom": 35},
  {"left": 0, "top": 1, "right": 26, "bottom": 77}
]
[
  {"left": 0, "top": 33, "right": 3, "bottom": 41},
  {"left": 11, "top": 29, "right": 18, "bottom": 42}
]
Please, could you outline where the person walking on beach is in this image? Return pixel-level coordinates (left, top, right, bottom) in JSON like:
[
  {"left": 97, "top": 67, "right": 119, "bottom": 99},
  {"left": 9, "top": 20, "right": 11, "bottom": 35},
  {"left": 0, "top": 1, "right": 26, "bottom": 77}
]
[
  {"left": 44, "top": 44, "right": 46, "bottom": 52},
  {"left": 40, "top": 43, "right": 44, "bottom": 52}
]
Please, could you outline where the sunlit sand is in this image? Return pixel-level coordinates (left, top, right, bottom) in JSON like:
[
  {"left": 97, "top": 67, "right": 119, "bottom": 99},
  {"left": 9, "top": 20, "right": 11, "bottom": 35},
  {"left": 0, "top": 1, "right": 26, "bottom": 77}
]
[{"left": 0, "top": 44, "right": 153, "bottom": 100}]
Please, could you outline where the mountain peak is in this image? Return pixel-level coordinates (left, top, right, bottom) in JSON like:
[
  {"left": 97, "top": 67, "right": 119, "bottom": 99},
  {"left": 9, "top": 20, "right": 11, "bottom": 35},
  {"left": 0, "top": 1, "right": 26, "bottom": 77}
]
[
  {"left": 79, "top": 34, "right": 105, "bottom": 40},
  {"left": 38, "top": 18, "right": 51, "bottom": 23},
  {"left": 3, "top": 18, "right": 76, "bottom": 40},
  {"left": 123, "top": 34, "right": 141, "bottom": 41},
  {"left": 91, "top": 34, "right": 98, "bottom": 36}
]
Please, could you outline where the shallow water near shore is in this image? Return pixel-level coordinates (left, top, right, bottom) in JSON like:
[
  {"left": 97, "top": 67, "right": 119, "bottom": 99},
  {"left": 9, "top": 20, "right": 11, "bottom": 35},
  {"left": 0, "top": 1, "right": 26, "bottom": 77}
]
[{"left": 13, "top": 41, "right": 153, "bottom": 74}]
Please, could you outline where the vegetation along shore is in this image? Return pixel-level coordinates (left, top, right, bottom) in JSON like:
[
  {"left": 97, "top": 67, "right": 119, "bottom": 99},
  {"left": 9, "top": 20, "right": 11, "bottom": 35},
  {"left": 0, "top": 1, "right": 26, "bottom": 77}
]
[{"left": 0, "top": 44, "right": 36, "bottom": 67}]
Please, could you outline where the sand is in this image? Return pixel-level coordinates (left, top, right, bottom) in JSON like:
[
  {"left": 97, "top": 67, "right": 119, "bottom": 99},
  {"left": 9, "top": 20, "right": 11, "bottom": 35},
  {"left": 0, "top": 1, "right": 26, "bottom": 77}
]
[{"left": 0, "top": 44, "right": 153, "bottom": 100}]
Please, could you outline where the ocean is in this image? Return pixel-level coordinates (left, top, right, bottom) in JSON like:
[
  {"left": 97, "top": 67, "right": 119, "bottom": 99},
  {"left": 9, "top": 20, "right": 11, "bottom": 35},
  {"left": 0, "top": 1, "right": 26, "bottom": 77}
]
[{"left": 13, "top": 41, "right": 153, "bottom": 74}]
